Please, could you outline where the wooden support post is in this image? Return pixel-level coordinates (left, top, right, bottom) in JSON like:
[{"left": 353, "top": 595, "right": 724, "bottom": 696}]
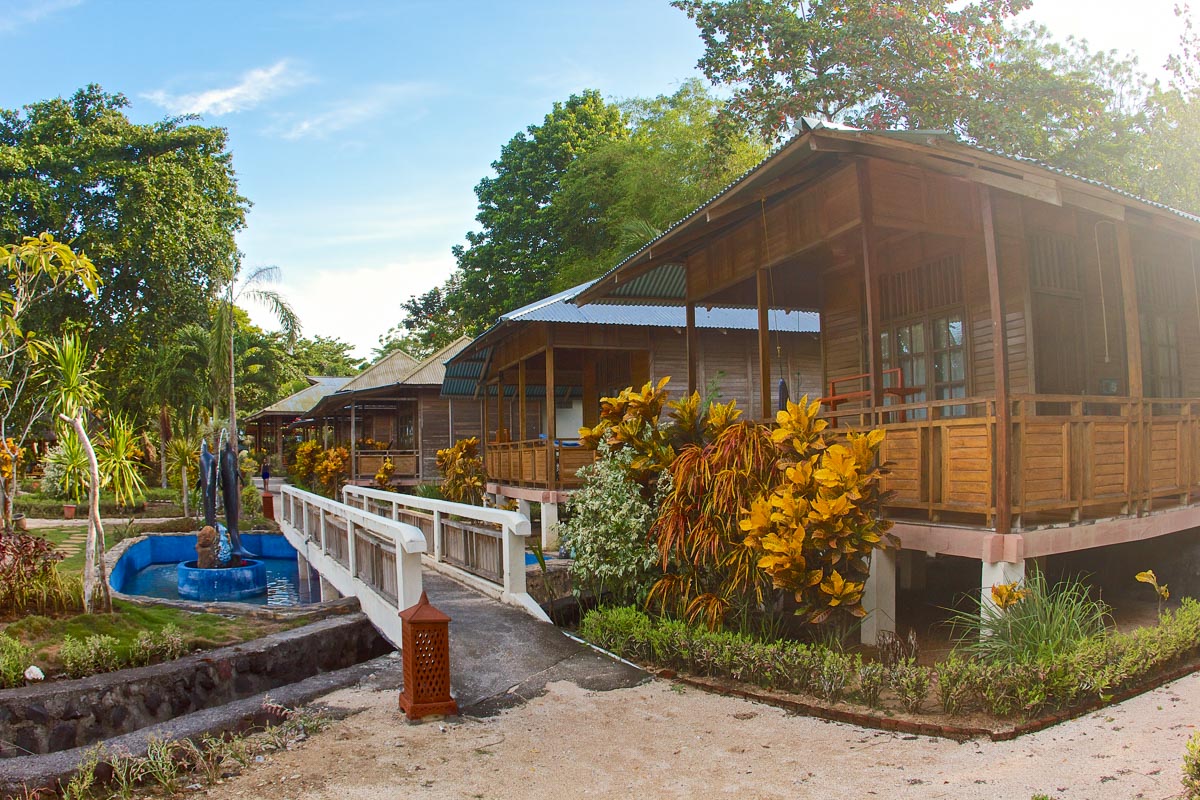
[
  {"left": 518, "top": 359, "right": 527, "bottom": 442},
  {"left": 496, "top": 373, "right": 505, "bottom": 442},
  {"left": 856, "top": 162, "right": 884, "bottom": 412},
  {"left": 582, "top": 358, "right": 598, "bottom": 428},
  {"left": 1115, "top": 222, "right": 1145, "bottom": 511},
  {"left": 686, "top": 301, "right": 698, "bottom": 397},
  {"left": 756, "top": 270, "right": 771, "bottom": 419},
  {"left": 980, "top": 186, "right": 1012, "bottom": 536},
  {"left": 546, "top": 345, "right": 557, "bottom": 491},
  {"left": 1116, "top": 223, "right": 1143, "bottom": 398},
  {"left": 350, "top": 400, "right": 357, "bottom": 483}
]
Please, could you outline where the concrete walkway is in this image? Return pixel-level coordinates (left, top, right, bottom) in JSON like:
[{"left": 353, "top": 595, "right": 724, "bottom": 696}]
[{"left": 366, "top": 571, "right": 646, "bottom": 714}]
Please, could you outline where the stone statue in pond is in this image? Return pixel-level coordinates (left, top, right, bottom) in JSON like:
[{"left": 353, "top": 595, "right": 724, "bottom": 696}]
[
  {"left": 200, "top": 440, "right": 217, "bottom": 529},
  {"left": 194, "top": 434, "right": 257, "bottom": 568}
]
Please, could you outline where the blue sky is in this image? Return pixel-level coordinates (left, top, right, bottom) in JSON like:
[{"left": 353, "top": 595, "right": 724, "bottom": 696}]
[{"left": 0, "top": 0, "right": 1187, "bottom": 358}]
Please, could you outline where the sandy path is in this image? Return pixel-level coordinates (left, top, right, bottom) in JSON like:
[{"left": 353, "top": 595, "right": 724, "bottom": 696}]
[{"left": 198, "top": 671, "right": 1199, "bottom": 800}]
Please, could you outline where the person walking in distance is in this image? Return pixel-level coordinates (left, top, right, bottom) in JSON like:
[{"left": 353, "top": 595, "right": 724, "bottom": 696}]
[{"left": 260, "top": 459, "right": 271, "bottom": 494}]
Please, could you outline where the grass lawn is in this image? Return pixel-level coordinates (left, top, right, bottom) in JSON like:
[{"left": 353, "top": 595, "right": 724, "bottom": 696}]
[
  {"left": 5, "top": 524, "right": 308, "bottom": 675},
  {"left": 1, "top": 600, "right": 308, "bottom": 674}
]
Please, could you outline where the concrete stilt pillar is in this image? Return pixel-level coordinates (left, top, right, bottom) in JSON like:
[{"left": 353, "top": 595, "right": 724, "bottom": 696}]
[
  {"left": 319, "top": 575, "right": 340, "bottom": 602},
  {"left": 860, "top": 548, "right": 897, "bottom": 645},
  {"left": 981, "top": 558, "right": 1026, "bottom": 618},
  {"left": 899, "top": 549, "right": 927, "bottom": 591},
  {"left": 517, "top": 498, "right": 532, "bottom": 518},
  {"left": 540, "top": 501, "right": 559, "bottom": 551},
  {"left": 296, "top": 551, "right": 311, "bottom": 599}
]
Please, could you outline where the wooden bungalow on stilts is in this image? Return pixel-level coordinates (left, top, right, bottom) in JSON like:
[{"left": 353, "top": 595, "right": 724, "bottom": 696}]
[
  {"left": 575, "top": 119, "right": 1200, "bottom": 643},
  {"left": 442, "top": 281, "right": 822, "bottom": 548},
  {"left": 301, "top": 337, "right": 482, "bottom": 486},
  {"left": 246, "top": 376, "right": 353, "bottom": 468}
]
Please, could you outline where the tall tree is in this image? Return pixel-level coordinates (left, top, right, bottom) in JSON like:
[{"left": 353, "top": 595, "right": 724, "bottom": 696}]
[
  {"left": 549, "top": 80, "right": 768, "bottom": 290},
  {"left": 0, "top": 85, "right": 248, "bottom": 418},
  {"left": 671, "top": 0, "right": 1158, "bottom": 191},
  {"left": 400, "top": 91, "right": 626, "bottom": 350}
]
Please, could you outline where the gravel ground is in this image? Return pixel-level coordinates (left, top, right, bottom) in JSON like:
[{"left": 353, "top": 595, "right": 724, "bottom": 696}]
[{"left": 197, "top": 671, "right": 1200, "bottom": 800}]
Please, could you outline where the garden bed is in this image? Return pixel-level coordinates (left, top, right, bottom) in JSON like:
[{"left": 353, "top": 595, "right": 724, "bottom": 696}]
[
  {"left": 579, "top": 603, "right": 1200, "bottom": 740},
  {"left": 0, "top": 611, "right": 389, "bottom": 758}
]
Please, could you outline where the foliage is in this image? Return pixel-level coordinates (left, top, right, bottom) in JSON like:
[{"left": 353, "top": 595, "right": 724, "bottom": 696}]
[
  {"left": 289, "top": 440, "right": 323, "bottom": 489},
  {"left": 165, "top": 432, "right": 200, "bottom": 502},
  {"left": 373, "top": 456, "right": 396, "bottom": 490},
  {"left": 0, "top": 237, "right": 100, "bottom": 530},
  {"left": 436, "top": 437, "right": 486, "bottom": 505},
  {"left": 673, "top": 1, "right": 1200, "bottom": 210},
  {"left": 400, "top": 90, "right": 625, "bottom": 351},
  {"left": 129, "top": 624, "right": 187, "bottom": 667},
  {"left": 412, "top": 482, "right": 444, "bottom": 501},
  {"left": 558, "top": 444, "right": 670, "bottom": 605},
  {"left": 241, "top": 481, "right": 263, "bottom": 518},
  {"left": 97, "top": 414, "right": 148, "bottom": 508},
  {"left": 583, "top": 595, "right": 1200, "bottom": 721},
  {"left": 949, "top": 569, "right": 1110, "bottom": 665},
  {"left": 578, "top": 377, "right": 742, "bottom": 489},
  {"left": 855, "top": 661, "right": 886, "bottom": 709},
  {"left": 741, "top": 398, "right": 894, "bottom": 623},
  {"left": 0, "top": 634, "right": 33, "bottom": 688},
  {"left": 312, "top": 446, "right": 349, "bottom": 499},
  {"left": 1184, "top": 730, "right": 1200, "bottom": 800},
  {"left": 0, "top": 86, "right": 247, "bottom": 424},
  {"left": 0, "top": 532, "right": 82, "bottom": 616},
  {"left": 1136, "top": 568, "right": 1170, "bottom": 614},
  {"left": 59, "top": 633, "right": 122, "bottom": 678},
  {"left": 890, "top": 658, "right": 932, "bottom": 714}
]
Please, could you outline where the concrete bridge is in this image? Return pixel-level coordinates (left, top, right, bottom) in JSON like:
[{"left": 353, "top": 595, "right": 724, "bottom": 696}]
[{"left": 277, "top": 484, "right": 643, "bottom": 712}]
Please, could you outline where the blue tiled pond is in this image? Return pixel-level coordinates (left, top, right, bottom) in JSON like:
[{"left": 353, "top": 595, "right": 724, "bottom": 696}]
[{"left": 110, "top": 533, "right": 316, "bottom": 607}]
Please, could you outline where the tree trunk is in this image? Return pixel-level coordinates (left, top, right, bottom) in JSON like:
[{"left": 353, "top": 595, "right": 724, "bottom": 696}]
[
  {"left": 159, "top": 404, "right": 172, "bottom": 489},
  {"left": 64, "top": 414, "right": 112, "bottom": 613},
  {"left": 181, "top": 464, "right": 189, "bottom": 519}
]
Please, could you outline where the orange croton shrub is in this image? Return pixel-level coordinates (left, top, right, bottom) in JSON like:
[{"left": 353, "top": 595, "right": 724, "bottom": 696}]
[{"left": 740, "top": 397, "right": 896, "bottom": 624}]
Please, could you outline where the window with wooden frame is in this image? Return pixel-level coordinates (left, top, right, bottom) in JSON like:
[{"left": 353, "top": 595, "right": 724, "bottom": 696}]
[
  {"left": 879, "top": 254, "right": 967, "bottom": 417},
  {"left": 1135, "top": 257, "right": 1185, "bottom": 398}
]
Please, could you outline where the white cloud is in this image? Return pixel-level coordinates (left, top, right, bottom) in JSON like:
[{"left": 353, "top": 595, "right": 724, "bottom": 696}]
[
  {"left": 244, "top": 255, "right": 458, "bottom": 360},
  {"left": 267, "top": 82, "right": 436, "bottom": 140},
  {"left": 142, "top": 60, "right": 307, "bottom": 116},
  {"left": 0, "top": 0, "right": 81, "bottom": 32}
]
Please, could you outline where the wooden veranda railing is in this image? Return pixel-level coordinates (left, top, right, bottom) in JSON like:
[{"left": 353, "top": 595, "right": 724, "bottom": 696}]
[
  {"left": 483, "top": 439, "right": 596, "bottom": 490},
  {"left": 353, "top": 449, "right": 419, "bottom": 480},
  {"left": 341, "top": 484, "right": 549, "bottom": 621},
  {"left": 824, "top": 394, "right": 1200, "bottom": 530}
]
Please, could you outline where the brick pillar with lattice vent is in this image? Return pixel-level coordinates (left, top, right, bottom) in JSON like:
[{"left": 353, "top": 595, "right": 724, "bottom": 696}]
[{"left": 398, "top": 591, "right": 458, "bottom": 720}]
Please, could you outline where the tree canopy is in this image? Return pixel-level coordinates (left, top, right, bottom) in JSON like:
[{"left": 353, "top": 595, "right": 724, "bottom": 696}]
[
  {"left": 0, "top": 85, "right": 249, "bottom": 420},
  {"left": 400, "top": 82, "right": 768, "bottom": 350},
  {"left": 672, "top": 0, "right": 1200, "bottom": 210}
]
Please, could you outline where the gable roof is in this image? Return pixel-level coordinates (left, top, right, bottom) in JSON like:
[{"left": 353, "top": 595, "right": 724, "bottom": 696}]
[
  {"left": 336, "top": 348, "right": 420, "bottom": 394},
  {"left": 246, "top": 376, "right": 353, "bottom": 420},
  {"left": 574, "top": 119, "right": 1200, "bottom": 308}
]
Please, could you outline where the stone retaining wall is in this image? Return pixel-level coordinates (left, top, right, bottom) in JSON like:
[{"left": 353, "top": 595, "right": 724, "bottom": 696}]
[{"left": 0, "top": 613, "right": 391, "bottom": 758}]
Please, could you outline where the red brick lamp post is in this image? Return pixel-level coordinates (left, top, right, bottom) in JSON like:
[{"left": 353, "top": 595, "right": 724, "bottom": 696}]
[{"left": 398, "top": 591, "right": 458, "bottom": 720}]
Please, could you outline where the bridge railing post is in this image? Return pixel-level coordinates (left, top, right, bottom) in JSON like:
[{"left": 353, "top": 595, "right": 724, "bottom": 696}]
[
  {"left": 432, "top": 509, "right": 443, "bottom": 562},
  {"left": 501, "top": 517, "right": 529, "bottom": 598}
]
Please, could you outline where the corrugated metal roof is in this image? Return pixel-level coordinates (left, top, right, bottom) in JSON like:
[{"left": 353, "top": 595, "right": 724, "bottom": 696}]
[
  {"left": 394, "top": 336, "right": 473, "bottom": 386},
  {"left": 247, "top": 376, "right": 353, "bottom": 419},
  {"left": 576, "top": 119, "right": 1200, "bottom": 307},
  {"left": 336, "top": 348, "right": 419, "bottom": 393},
  {"left": 607, "top": 262, "right": 687, "bottom": 301},
  {"left": 503, "top": 279, "right": 819, "bottom": 331}
]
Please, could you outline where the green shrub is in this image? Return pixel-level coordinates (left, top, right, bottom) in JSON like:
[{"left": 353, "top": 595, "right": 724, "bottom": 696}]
[
  {"left": 856, "top": 661, "right": 887, "bottom": 708},
  {"left": 0, "top": 635, "right": 33, "bottom": 688},
  {"left": 935, "top": 654, "right": 978, "bottom": 716},
  {"left": 1184, "top": 731, "right": 1200, "bottom": 800},
  {"left": 130, "top": 624, "right": 187, "bottom": 667},
  {"left": 948, "top": 569, "right": 1109, "bottom": 665},
  {"left": 891, "top": 659, "right": 932, "bottom": 713},
  {"left": 558, "top": 445, "right": 668, "bottom": 605},
  {"left": 241, "top": 482, "right": 262, "bottom": 518},
  {"left": 60, "top": 634, "right": 122, "bottom": 678}
]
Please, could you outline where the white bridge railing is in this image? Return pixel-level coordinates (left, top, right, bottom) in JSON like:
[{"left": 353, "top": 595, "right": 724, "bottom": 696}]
[
  {"left": 278, "top": 485, "right": 425, "bottom": 645},
  {"left": 342, "top": 485, "right": 549, "bottom": 622}
]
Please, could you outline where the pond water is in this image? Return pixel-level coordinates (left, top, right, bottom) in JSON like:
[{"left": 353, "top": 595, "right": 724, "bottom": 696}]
[
  {"left": 111, "top": 532, "right": 316, "bottom": 607},
  {"left": 124, "top": 558, "right": 306, "bottom": 606}
]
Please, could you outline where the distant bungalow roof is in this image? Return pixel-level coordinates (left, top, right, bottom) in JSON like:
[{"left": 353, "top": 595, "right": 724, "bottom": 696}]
[
  {"left": 441, "top": 281, "right": 818, "bottom": 397},
  {"left": 309, "top": 337, "right": 475, "bottom": 415},
  {"left": 246, "top": 376, "right": 353, "bottom": 421}
]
